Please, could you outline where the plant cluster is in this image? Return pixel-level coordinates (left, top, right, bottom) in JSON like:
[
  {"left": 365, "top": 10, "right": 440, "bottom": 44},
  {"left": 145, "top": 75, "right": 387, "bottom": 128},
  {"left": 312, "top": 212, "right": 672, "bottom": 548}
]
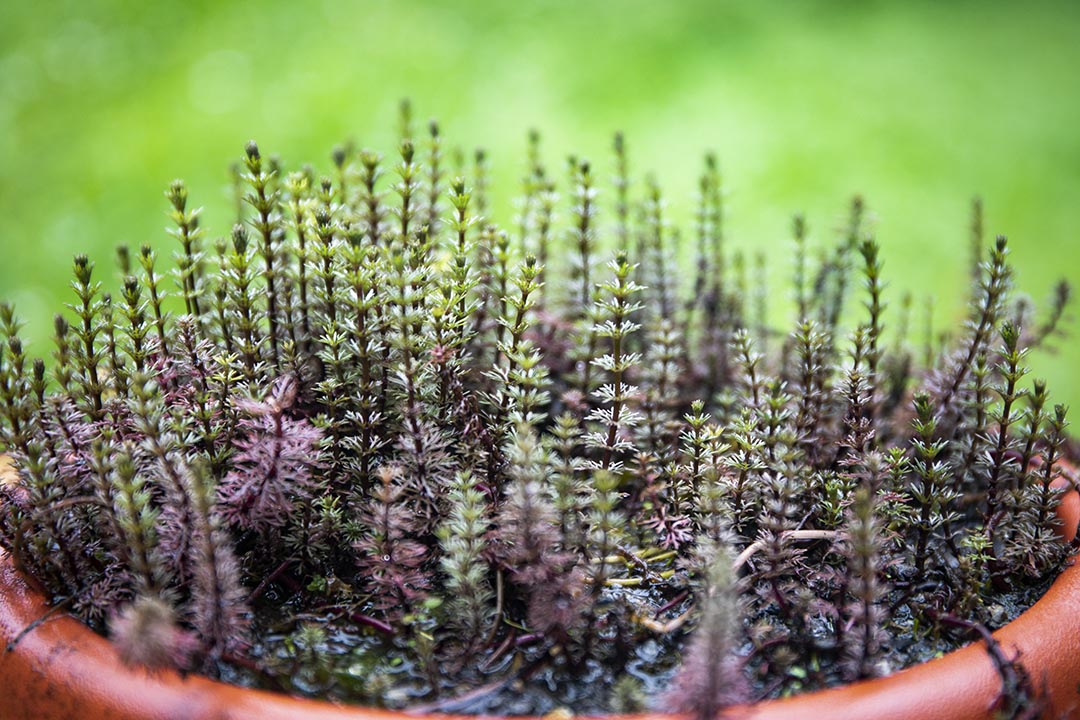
[{"left": 0, "top": 105, "right": 1074, "bottom": 715}]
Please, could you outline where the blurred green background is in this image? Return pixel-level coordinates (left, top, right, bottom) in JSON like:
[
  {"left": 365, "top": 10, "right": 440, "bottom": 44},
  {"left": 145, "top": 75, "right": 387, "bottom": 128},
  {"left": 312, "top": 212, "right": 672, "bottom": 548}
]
[{"left": 1, "top": 0, "right": 1078, "bottom": 406}]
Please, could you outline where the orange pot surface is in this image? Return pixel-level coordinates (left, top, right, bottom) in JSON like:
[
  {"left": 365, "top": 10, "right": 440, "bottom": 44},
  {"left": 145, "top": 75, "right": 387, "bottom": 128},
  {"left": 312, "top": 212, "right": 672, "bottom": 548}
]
[{"left": 1, "top": 488, "right": 1079, "bottom": 719}]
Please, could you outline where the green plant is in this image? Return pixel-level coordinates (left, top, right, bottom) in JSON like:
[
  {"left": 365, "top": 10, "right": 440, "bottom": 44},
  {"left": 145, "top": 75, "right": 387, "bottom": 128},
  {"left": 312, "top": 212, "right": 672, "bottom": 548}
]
[{"left": 0, "top": 106, "right": 1074, "bottom": 715}]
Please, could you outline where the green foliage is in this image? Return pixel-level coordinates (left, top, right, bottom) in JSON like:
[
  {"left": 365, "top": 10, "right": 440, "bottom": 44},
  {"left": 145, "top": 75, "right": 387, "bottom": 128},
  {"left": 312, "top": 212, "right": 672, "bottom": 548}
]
[{"left": 437, "top": 471, "right": 493, "bottom": 644}]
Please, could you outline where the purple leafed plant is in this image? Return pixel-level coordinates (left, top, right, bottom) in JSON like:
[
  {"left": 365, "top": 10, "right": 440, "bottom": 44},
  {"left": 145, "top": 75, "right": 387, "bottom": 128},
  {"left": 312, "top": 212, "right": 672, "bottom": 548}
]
[
  {"left": 219, "top": 376, "right": 323, "bottom": 532},
  {"left": 0, "top": 102, "right": 1074, "bottom": 715}
]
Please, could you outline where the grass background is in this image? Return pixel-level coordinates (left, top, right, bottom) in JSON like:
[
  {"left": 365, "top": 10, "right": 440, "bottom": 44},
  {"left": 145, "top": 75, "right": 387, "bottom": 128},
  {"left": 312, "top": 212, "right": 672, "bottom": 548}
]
[{"left": 1, "top": 0, "right": 1078, "bottom": 406}]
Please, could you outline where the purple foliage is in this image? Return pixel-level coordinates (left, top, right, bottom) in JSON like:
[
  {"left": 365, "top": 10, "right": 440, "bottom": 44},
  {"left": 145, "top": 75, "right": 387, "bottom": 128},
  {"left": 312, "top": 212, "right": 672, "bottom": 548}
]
[
  {"left": 190, "top": 523, "right": 249, "bottom": 665},
  {"left": 152, "top": 458, "right": 198, "bottom": 583},
  {"left": 153, "top": 321, "right": 216, "bottom": 402},
  {"left": 190, "top": 467, "right": 251, "bottom": 668},
  {"left": 109, "top": 595, "right": 197, "bottom": 671},
  {"left": 218, "top": 376, "right": 323, "bottom": 531},
  {"left": 524, "top": 561, "right": 590, "bottom": 638},
  {"left": 663, "top": 541, "right": 748, "bottom": 719},
  {"left": 497, "top": 476, "right": 590, "bottom": 638},
  {"left": 38, "top": 398, "right": 97, "bottom": 495},
  {"left": 644, "top": 505, "right": 695, "bottom": 550},
  {"left": 664, "top": 642, "right": 747, "bottom": 719},
  {"left": 354, "top": 465, "right": 430, "bottom": 620},
  {"left": 74, "top": 562, "right": 132, "bottom": 625}
]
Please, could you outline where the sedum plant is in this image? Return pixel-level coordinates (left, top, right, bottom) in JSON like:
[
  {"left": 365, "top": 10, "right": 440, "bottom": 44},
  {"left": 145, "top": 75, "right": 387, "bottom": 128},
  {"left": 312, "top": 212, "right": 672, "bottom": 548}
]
[{"left": 0, "top": 105, "right": 1075, "bottom": 715}]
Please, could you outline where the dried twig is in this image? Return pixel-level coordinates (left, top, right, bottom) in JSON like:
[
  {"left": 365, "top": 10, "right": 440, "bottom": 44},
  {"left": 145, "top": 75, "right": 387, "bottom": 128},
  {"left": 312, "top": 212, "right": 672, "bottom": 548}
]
[{"left": 732, "top": 529, "right": 841, "bottom": 571}]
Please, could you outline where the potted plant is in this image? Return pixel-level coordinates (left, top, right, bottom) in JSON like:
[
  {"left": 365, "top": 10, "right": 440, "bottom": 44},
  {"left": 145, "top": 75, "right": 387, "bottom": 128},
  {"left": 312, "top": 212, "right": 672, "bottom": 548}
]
[{"left": 1, "top": 111, "right": 1078, "bottom": 719}]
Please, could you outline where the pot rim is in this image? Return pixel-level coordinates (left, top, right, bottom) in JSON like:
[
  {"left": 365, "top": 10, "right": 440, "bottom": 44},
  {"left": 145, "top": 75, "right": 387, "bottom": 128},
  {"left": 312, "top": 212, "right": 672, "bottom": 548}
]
[{"left": 1, "top": 491, "right": 1079, "bottom": 720}]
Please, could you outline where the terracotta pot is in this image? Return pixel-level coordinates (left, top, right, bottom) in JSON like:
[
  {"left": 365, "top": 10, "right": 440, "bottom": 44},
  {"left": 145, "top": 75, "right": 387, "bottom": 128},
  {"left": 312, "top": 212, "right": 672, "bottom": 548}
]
[{"left": 2, "top": 480, "right": 1079, "bottom": 720}]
